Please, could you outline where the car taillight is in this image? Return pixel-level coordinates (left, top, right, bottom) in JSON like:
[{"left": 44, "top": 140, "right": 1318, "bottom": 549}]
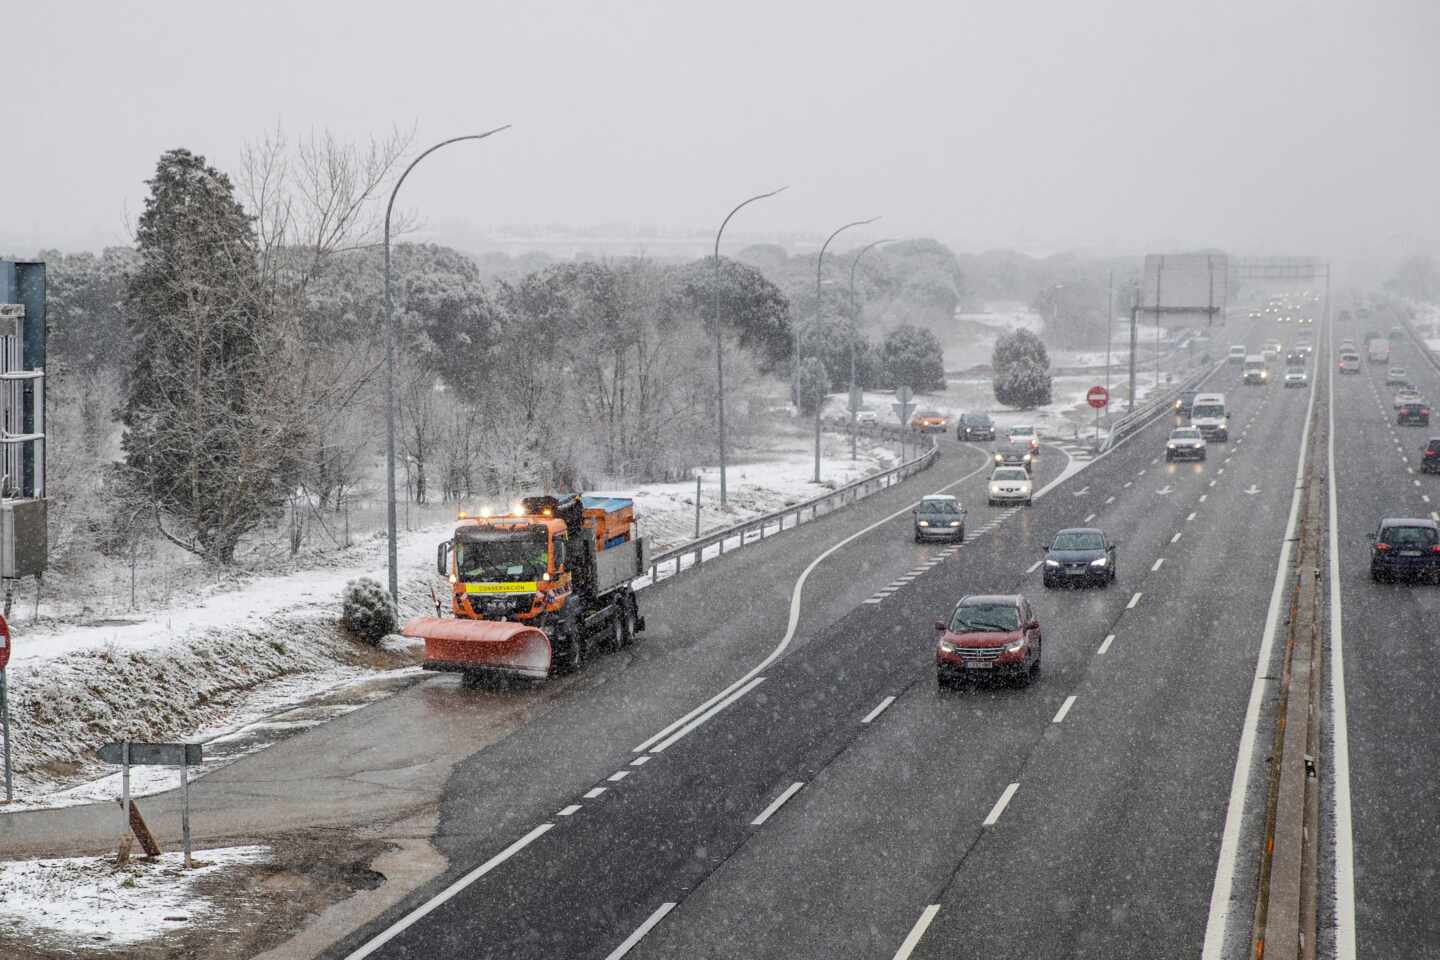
[
  {"left": 1432, "top": 545, "right": 1440, "bottom": 554},
  {"left": 1424, "top": 408, "right": 1431, "bottom": 415},
  {"left": 1375, "top": 543, "right": 1391, "bottom": 552}
]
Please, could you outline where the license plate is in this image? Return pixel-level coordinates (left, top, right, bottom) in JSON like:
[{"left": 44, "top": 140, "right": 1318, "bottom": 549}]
[
  {"left": 1400, "top": 550, "right": 1422, "bottom": 557},
  {"left": 964, "top": 661, "right": 993, "bottom": 670}
]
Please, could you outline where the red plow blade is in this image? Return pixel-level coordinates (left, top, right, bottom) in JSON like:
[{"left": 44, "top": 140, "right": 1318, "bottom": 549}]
[{"left": 403, "top": 618, "right": 553, "bottom": 680}]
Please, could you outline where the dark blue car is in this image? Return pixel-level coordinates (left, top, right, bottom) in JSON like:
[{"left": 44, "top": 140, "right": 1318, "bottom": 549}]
[{"left": 1369, "top": 518, "right": 1440, "bottom": 582}]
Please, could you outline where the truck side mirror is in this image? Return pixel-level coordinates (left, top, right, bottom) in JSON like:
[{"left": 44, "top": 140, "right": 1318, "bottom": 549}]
[
  {"left": 436, "top": 541, "right": 451, "bottom": 577},
  {"left": 555, "top": 539, "right": 567, "bottom": 569}
]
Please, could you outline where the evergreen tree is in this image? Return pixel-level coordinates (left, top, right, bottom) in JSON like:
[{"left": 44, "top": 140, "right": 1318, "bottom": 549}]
[
  {"left": 121, "top": 148, "right": 301, "bottom": 562},
  {"left": 881, "top": 324, "right": 946, "bottom": 392},
  {"left": 992, "top": 328, "right": 1053, "bottom": 409}
]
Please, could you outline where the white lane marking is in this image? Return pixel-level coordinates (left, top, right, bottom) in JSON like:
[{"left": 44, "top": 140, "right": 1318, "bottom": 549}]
[
  {"left": 1202, "top": 313, "right": 1320, "bottom": 960},
  {"left": 1416, "top": 479, "right": 1423, "bottom": 487},
  {"left": 862, "top": 598, "right": 883, "bottom": 604},
  {"left": 1026, "top": 559, "right": 1044, "bottom": 574},
  {"left": 1432, "top": 511, "right": 1440, "bottom": 522},
  {"left": 1425, "top": 495, "right": 1432, "bottom": 504},
  {"left": 751, "top": 781, "right": 806, "bottom": 826},
  {"left": 1138, "top": 469, "right": 1147, "bottom": 476},
  {"left": 1209, "top": 480, "right": 1217, "bottom": 487},
  {"left": 1051, "top": 695, "right": 1077, "bottom": 724},
  {"left": 1123, "top": 481, "right": 1133, "bottom": 489},
  {"left": 650, "top": 676, "right": 767, "bottom": 754},
  {"left": 862, "top": 695, "right": 896, "bottom": 724},
  {"left": 1084, "top": 513, "right": 1096, "bottom": 523},
  {"left": 1151, "top": 457, "right": 1159, "bottom": 464},
  {"left": 1199, "top": 494, "right": 1208, "bottom": 503},
  {"left": 983, "top": 782, "right": 1020, "bottom": 826},
  {"left": 631, "top": 455, "right": 997, "bottom": 754},
  {"left": 1188, "top": 510, "right": 1199, "bottom": 521},
  {"left": 558, "top": 804, "right": 581, "bottom": 817},
  {"left": 892, "top": 905, "right": 941, "bottom": 960},
  {"left": 631, "top": 756, "right": 652, "bottom": 766},
  {"left": 608, "top": 770, "right": 631, "bottom": 782},
  {"left": 1097, "top": 634, "right": 1115, "bottom": 655},
  {"left": 604, "top": 902, "right": 678, "bottom": 960},
  {"left": 1171, "top": 531, "right": 1183, "bottom": 544},
  {"left": 341, "top": 823, "right": 555, "bottom": 960},
  {"left": 1327, "top": 333, "right": 1358, "bottom": 960},
  {"left": 1105, "top": 496, "right": 1116, "bottom": 504},
  {"left": 1126, "top": 592, "right": 1143, "bottom": 609},
  {"left": 1218, "top": 468, "right": 1225, "bottom": 475},
  {"left": 584, "top": 787, "right": 607, "bottom": 799},
  {"left": 1406, "top": 466, "right": 1413, "bottom": 473},
  {"left": 1151, "top": 558, "right": 1165, "bottom": 572}
]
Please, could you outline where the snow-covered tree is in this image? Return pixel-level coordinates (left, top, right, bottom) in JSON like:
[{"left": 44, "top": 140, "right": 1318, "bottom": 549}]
[
  {"left": 881, "top": 324, "right": 946, "bottom": 392},
  {"left": 992, "top": 328, "right": 1053, "bottom": 409}
]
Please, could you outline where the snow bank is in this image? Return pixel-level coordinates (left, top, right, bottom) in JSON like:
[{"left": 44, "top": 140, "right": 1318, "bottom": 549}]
[{"left": 0, "top": 845, "right": 269, "bottom": 949}]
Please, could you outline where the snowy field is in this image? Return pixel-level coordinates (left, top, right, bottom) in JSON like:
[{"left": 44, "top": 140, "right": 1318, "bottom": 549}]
[
  {"left": 0, "top": 845, "right": 269, "bottom": 951},
  {"left": 0, "top": 427, "right": 905, "bottom": 808}
]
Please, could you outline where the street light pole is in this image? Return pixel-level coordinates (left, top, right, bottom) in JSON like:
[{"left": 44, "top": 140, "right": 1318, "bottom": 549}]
[
  {"left": 813, "top": 217, "right": 879, "bottom": 483},
  {"left": 847, "top": 237, "right": 895, "bottom": 460},
  {"left": 713, "top": 187, "right": 786, "bottom": 507},
  {"left": 384, "top": 126, "right": 510, "bottom": 604}
]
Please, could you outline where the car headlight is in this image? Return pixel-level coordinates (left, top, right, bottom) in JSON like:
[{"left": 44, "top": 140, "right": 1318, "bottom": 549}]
[
  {"left": 948, "top": 521, "right": 962, "bottom": 527},
  {"left": 994, "top": 453, "right": 1003, "bottom": 463},
  {"left": 1022, "top": 453, "right": 1032, "bottom": 462},
  {"left": 1090, "top": 557, "right": 1109, "bottom": 567},
  {"left": 939, "top": 640, "right": 955, "bottom": 653},
  {"left": 1167, "top": 442, "right": 1176, "bottom": 449},
  {"left": 1044, "top": 559, "right": 1060, "bottom": 567},
  {"left": 917, "top": 520, "right": 930, "bottom": 527},
  {"left": 1005, "top": 638, "right": 1027, "bottom": 653}
]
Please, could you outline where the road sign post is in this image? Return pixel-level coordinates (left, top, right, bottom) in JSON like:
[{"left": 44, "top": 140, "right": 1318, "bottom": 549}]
[
  {"left": 0, "top": 614, "right": 10, "bottom": 803},
  {"left": 1087, "top": 385, "right": 1109, "bottom": 450},
  {"left": 99, "top": 741, "right": 203, "bottom": 867}
]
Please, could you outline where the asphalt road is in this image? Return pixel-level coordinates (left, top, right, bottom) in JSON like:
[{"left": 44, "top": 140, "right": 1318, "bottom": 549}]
[
  {"left": 321, "top": 319, "right": 1314, "bottom": 960},
  {"left": 1326, "top": 306, "right": 1440, "bottom": 957}
]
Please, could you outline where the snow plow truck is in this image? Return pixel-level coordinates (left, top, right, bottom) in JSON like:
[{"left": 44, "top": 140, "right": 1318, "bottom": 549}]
[{"left": 404, "top": 494, "right": 647, "bottom": 680}]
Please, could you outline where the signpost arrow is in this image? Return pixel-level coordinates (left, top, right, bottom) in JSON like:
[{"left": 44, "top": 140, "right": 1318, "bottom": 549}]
[{"left": 1243, "top": 484, "right": 1261, "bottom": 495}]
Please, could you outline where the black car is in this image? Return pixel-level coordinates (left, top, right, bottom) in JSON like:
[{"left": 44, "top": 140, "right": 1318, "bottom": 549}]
[
  {"left": 913, "top": 495, "right": 966, "bottom": 542},
  {"left": 1041, "top": 528, "right": 1118, "bottom": 588},
  {"left": 1423, "top": 437, "right": 1440, "bottom": 474},
  {"left": 993, "top": 441, "right": 1034, "bottom": 473},
  {"left": 1398, "top": 402, "right": 1431, "bottom": 426},
  {"left": 1173, "top": 389, "right": 1199, "bottom": 417},
  {"left": 956, "top": 412, "right": 996, "bottom": 441},
  {"left": 1369, "top": 518, "right": 1440, "bottom": 582}
]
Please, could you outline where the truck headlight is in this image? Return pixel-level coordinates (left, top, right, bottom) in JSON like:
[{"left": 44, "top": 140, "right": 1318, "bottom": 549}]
[
  {"left": 994, "top": 453, "right": 1003, "bottom": 463},
  {"left": 1167, "top": 442, "right": 1176, "bottom": 449}
]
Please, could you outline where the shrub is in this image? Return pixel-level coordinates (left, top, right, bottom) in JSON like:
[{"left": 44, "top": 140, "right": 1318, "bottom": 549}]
[{"left": 340, "top": 577, "right": 397, "bottom": 645}]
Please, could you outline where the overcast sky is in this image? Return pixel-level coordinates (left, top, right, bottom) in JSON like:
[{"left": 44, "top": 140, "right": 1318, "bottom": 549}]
[{"left": 5, "top": 0, "right": 1438, "bottom": 261}]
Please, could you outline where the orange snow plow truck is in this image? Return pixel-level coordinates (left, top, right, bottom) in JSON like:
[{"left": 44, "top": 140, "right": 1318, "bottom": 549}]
[{"left": 403, "top": 494, "right": 647, "bottom": 680}]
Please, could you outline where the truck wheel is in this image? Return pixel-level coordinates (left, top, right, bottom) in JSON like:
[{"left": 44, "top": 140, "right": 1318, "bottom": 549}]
[
  {"left": 605, "top": 615, "right": 626, "bottom": 653},
  {"left": 552, "top": 625, "right": 583, "bottom": 674},
  {"left": 620, "top": 595, "right": 640, "bottom": 647}
]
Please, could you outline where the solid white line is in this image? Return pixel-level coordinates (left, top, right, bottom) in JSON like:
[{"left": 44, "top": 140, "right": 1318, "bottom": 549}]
[
  {"left": 983, "top": 782, "right": 1020, "bottom": 826},
  {"left": 603, "top": 902, "right": 677, "bottom": 960},
  {"left": 1126, "top": 592, "right": 1142, "bottom": 609},
  {"left": 892, "top": 905, "right": 941, "bottom": 960},
  {"left": 608, "top": 770, "right": 630, "bottom": 782},
  {"left": 558, "top": 804, "right": 581, "bottom": 817},
  {"left": 631, "top": 456, "right": 997, "bottom": 754},
  {"left": 862, "top": 695, "right": 896, "bottom": 723},
  {"left": 650, "top": 676, "right": 766, "bottom": 753},
  {"left": 584, "top": 787, "right": 607, "bottom": 799},
  {"left": 1026, "top": 559, "right": 1043, "bottom": 574},
  {"left": 341, "top": 822, "right": 555, "bottom": 960},
  {"left": 1327, "top": 332, "right": 1358, "bottom": 959},
  {"left": 1084, "top": 513, "right": 1096, "bottom": 523},
  {"left": 1172, "top": 532, "right": 1183, "bottom": 543},
  {"left": 862, "top": 598, "right": 883, "bottom": 604},
  {"left": 1097, "top": 634, "right": 1115, "bottom": 654},
  {"left": 1051, "top": 695, "right": 1077, "bottom": 724},
  {"left": 1151, "top": 558, "right": 1165, "bottom": 572},
  {"left": 1201, "top": 308, "right": 1321, "bottom": 960},
  {"left": 751, "top": 781, "right": 805, "bottom": 826},
  {"left": 631, "top": 756, "right": 652, "bottom": 766}
]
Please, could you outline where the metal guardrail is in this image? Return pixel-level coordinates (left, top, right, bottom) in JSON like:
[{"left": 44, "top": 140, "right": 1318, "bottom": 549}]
[
  {"left": 635, "top": 425, "right": 939, "bottom": 589},
  {"left": 1099, "top": 361, "right": 1224, "bottom": 453}
]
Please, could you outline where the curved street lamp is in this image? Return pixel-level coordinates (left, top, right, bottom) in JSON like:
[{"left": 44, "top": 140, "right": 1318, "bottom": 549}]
[
  {"left": 383, "top": 126, "right": 510, "bottom": 603},
  {"left": 847, "top": 237, "right": 896, "bottom": 459},
  {"left": 812, "top": 217, "right": 879, "bottom": 482},
  {"left": 713, "top": 187, "right": 786, "bottom": 506}
]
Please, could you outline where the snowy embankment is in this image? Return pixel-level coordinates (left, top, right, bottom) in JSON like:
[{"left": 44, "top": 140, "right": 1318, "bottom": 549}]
[{"left": 2, "top": 430, "right": 901, "bottom": 807}]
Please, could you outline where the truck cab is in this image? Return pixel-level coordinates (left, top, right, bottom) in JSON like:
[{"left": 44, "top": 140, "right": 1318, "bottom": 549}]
[
  {"left": 1190, "top": 392, "right": 1229, "bottom": 441},
  {"left": 1243, "top": 355, "right": 1269, "bottom": 385}
]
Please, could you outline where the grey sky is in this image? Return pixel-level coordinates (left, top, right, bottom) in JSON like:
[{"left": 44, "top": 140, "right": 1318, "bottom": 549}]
[{"left": 5, "top": 0, "right": 1438, "bottom": 260}]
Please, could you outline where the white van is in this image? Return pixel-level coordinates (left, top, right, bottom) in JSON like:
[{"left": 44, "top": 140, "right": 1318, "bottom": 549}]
[{"left": 1190, "top": 392, "right": 1229, "bottom": 441}]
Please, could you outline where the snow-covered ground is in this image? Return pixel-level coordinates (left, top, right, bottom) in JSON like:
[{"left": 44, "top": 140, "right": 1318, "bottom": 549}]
[
  {"left": 0, "top": 845, "right": 270, "bottom": 950},
  {"left": 0, "top": 427, "right": 906, "bottom": 809}
]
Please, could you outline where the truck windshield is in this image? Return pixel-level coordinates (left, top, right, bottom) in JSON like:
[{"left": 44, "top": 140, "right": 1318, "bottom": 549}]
[
  {"left": 456, "top": 534, "right": 549, "bottom": 582},
  {"left": 1192, "top": 404, "right": 1224, "bottom": 418}
]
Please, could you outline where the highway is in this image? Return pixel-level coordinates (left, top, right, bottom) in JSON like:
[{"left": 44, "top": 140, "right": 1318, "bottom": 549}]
[
  {"left": 1325, "top": 304, "right": 1440, "bottom": 958},
  {"left": 320, "top": 317, "right": 1321, "bottom": 960}
]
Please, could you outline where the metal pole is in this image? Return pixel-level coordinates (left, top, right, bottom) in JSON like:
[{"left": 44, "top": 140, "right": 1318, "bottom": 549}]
[
  {"left": 121, "top": 741, "right": 130, "bottom": 839},
  {"left": 1155, "top": 256, "right": 1164, "bottom": 389},
  {"left": 181, "top": 760, "right": 192, "bottom": 868},
  {"left": 1105, "top": 270, "right": 1114, "bottom": 428},
  {"left": 847, "top": 238, "right": 895, "bottom": 461},
  {"left": 713, "top": 188, "right": 786, "bottom": 506},
  {"left": 383, "top": 126, "right": 510, "bottom": 604},
  {"left": 0, "top": 669, "right": 10, "bottom": 803},
  {"left": 694, "top": 475, "right": 701, "bottom": 539},
  {"left": 814, "top": 217, "right": 880, "bottom": 483},
  {"left": 1128, "top": 300, "right": 1139, "bottom": 413}
]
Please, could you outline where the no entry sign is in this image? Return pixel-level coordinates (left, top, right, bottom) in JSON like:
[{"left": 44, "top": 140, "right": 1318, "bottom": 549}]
[{"left": 1086, "top": 385, "right": 1109, "bottom": 410}]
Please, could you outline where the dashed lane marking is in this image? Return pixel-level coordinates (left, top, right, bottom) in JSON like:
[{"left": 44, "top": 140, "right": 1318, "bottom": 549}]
[
  {"left": 1126, "top": 592, "right": 1143, "bottom": 609},
  {"left": 608, "top": 770, "right": 630, "bottom": 782},
  {"left": 750, "top": 781, "right": 805, "bottom": 826},
  {"left": 1152, "top": 558, "right": 1165, "bottom": 572},
  {"left": 862, "top": 696, "right": 896, "bottom": 723},
  {"left": 1172, "top": 532, "right": 1183, "bottom": 543},
  {"left": 1026, "top": 559, "right": 1044, "bottom": 574},
  {"left": 983, "top": 782, "right": 1020, "bottom": 826},
  {"left": 1097, "top": 634, "right": 1115, "bottom": 654},
  {"left": 558, "top": 805, "right": 581, "bottom": 817},
  {"left": 1084, "top": 513, "right": 1096, "bottom": 522},
  {"left": 584, "top": 787, "right": 607, "bottom": 799},
  {"left": 1105, "top": 496, "right": 1116, "bottom": 504},
  {"left": 892, "top": 906, "right": 941, "bottom": 960},
  {"left": 1051, "top": 695, "right": 1078, "bottom": 724}
]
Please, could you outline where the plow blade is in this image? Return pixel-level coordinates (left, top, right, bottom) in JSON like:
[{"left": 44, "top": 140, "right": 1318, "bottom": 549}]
[{"left": 404, "top": 618, "right": 553, "bottom": 680}]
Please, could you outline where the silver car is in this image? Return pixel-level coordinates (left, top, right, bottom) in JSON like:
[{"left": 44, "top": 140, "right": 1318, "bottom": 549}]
[
  {"left": 1165, "top": 427, "right": 1206, "bottom": 462},
  {"left": 987, "top": 467, "right": 1034, "bottom": 506}
]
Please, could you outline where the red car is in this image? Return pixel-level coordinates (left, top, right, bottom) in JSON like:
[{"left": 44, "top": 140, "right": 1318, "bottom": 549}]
[{"left": 935, "top": 594, "right": 1043, "bottom": 687}]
